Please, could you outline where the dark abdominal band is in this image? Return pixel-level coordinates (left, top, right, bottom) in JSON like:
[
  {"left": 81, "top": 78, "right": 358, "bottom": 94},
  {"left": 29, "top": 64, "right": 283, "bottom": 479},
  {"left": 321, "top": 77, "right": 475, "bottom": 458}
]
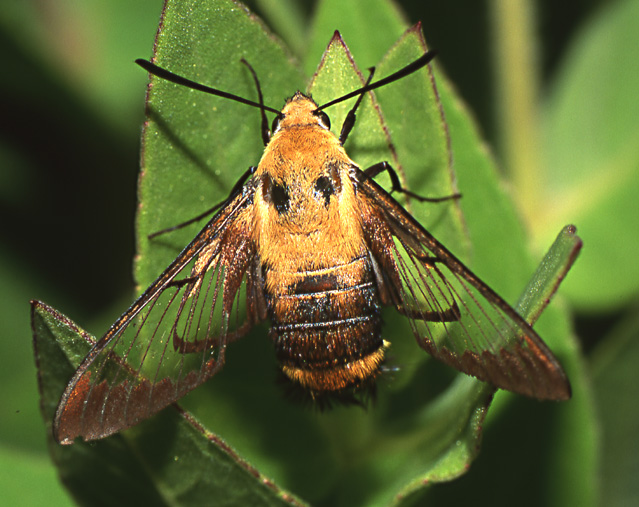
[{"left": 267, "top": 257, "right": 383, "bottom": 386}]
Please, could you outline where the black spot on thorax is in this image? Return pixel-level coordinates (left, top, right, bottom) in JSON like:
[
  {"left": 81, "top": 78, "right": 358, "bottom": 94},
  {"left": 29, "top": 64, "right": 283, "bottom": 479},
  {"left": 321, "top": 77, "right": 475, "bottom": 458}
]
[
  {"left": 314, "top": 176, "right": 334, "bottom": 207},
  {"left": 262, "top": 174, "right": 290, "bottom": 214}
]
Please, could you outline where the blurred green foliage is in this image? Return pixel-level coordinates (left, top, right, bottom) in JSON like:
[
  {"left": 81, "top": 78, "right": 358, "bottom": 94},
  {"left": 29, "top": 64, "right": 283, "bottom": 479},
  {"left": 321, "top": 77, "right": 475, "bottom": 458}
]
[{"left": 2, "top": 0, "right": 638, "bottom": 505}]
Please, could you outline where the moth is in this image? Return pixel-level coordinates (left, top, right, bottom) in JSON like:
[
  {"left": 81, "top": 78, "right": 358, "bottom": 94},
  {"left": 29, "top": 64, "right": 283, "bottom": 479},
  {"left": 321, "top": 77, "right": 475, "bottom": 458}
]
[{"left": 54, "top": 49, "right": 570, "bottom": 445}]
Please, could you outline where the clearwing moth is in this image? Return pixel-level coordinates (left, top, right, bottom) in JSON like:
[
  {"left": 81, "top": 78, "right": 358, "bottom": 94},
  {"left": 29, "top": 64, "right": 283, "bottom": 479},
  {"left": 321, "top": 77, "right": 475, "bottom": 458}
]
[{"left": 53, "top": 42, "right": 570, "bottom": 445}]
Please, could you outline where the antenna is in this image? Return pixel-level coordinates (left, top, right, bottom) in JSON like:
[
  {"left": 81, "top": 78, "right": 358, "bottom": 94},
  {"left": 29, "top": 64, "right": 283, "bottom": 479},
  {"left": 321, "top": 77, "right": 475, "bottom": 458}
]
[
  {"left": 315, "top": 50, "right": 437, "bottom": 112},
  {"left": 135, "top": 59, "right": 281, "bottom": 115}
]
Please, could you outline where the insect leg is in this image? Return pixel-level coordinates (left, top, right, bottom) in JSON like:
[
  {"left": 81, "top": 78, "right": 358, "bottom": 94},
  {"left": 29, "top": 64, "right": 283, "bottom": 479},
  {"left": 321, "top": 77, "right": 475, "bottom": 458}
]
[
  {"left": 362, "top": 161, "right": 461, "bottom": 203},
  {"left": 148, "top": 166, "right": 256, "bottom": 239}
]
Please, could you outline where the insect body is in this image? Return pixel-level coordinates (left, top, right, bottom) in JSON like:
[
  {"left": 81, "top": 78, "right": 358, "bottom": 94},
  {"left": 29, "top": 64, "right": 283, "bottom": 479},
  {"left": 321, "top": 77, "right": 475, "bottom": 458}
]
[
  {"left": 53, "top": 49, "right": 570, "bottom": 445},
  {"left": 257, "top": 93, "right": 387, "bottom": 397}
]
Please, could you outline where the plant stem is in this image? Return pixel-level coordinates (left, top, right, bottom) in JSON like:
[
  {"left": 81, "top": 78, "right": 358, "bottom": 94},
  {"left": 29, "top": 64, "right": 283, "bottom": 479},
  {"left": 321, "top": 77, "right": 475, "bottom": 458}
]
[{"left": 490, "top": 0, "right": 541, "bottom": 227}]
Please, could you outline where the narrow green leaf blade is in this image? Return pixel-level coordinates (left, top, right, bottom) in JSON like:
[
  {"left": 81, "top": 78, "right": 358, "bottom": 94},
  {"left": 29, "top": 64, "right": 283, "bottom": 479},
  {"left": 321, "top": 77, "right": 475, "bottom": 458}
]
[{"left": 515, "top": 225, "right": 583, "bottom": 326}]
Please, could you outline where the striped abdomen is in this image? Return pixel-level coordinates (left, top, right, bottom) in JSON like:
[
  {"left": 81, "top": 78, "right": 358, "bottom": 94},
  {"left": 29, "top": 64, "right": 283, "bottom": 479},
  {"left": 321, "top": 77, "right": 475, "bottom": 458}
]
[{"left": 265, "top": 255, "right": 387, "bottom": 394}]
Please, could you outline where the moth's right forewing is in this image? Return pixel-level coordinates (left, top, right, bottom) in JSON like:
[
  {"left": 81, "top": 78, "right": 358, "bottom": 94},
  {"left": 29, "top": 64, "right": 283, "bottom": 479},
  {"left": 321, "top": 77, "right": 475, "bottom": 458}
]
[
  {"left": 54, "top": 184, "right": 260, "bottom": 444},
  {"left": 356, "top": 171, "right": 571, "bottom": 401}
]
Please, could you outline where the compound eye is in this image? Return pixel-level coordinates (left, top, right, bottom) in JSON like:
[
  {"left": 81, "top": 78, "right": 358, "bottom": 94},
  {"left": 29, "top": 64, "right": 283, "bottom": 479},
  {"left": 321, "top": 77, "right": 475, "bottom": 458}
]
[
  {"left": 313, "top": 110, "right": 331, "bottom": 130},
  {"left": 271, "top": 114, "right": 283, "bottom": 134}
]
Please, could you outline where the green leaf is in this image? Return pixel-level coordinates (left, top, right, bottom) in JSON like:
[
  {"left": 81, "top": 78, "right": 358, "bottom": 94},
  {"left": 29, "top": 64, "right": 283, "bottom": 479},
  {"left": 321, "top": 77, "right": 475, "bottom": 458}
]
[
  {"left": 305, "top": 0, "right": 407, "bottom": 76},
  {"left": 136, "top": 0, "right": 305, "bottom": 288},
  {"left": 31, "top": 301, "right": 303, "bottom": 506},
  {"left": 540, "top": 0, "right": 639, "bottom": 311}
]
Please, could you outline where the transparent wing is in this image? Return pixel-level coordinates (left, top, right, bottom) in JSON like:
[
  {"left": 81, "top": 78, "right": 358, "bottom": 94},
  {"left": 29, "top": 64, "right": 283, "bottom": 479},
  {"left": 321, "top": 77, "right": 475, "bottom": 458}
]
[
  {"left": 357, "top": 172, "right": 571, "bottom": 400},
  {"left": 54, "top": 185, "right": 263, "bottom": 444}
]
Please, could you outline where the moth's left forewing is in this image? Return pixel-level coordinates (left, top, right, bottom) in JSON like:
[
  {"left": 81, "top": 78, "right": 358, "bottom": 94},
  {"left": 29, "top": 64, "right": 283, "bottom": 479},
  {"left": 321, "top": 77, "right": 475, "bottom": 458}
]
[
  {"left": 54, "top": 186, "right": 260, "bottom": 444},
  {"left": 355, "top": 170, "right": 571, "bottom": 401}
]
